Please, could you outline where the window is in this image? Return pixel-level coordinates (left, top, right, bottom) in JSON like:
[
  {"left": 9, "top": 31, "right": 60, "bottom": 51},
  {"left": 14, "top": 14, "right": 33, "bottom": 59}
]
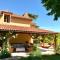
[{"left": 4, "top": 15, "right": 10, "bottom": 23}]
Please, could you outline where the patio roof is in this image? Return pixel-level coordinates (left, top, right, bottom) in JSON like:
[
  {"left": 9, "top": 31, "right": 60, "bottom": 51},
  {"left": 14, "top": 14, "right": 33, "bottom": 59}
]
[{"left": 0, "top": 24, "right": 56, "bottom": 34}]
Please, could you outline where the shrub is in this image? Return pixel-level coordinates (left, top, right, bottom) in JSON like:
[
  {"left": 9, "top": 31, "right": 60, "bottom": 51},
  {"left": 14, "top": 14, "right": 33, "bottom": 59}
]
[
  {"left": 56, "top": 45, "right": 60, "bottom": 54},
  {"left": 0, "top": 49, "right": 11, "bottom": 59},
  {"left": 30, "top": 44, "right": 41, "bottom": 57},
  {"left": 30, "top": 48, "right": 41, "bottom": 57}
]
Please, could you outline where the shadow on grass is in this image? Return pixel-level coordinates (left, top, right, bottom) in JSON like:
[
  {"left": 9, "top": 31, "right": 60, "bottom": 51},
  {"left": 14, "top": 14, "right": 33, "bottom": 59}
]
[
  {"left": 42, "top": 54, "right": 60, "bottom": 60},
  {"left": 19, "top": 54, "right": 60, "bottom": 60},
  {"left": 19, "top": 56, "right": 41, "bottom": 60}
]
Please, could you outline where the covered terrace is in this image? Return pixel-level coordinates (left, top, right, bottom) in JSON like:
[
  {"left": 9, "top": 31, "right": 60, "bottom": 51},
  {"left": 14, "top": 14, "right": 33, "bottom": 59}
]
[{"left": 0, "top": 24, "right": 57, "bottom": 53}]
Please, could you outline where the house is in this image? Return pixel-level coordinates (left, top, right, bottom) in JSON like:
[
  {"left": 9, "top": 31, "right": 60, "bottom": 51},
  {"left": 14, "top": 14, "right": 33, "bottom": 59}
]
[{"left": 0, "top": 11, "right": 56, "bottom": 53}]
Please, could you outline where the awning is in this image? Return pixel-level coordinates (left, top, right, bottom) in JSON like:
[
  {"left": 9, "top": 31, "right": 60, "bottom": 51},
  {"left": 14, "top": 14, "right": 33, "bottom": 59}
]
[{"left": 0, "top": 24, "right": 56, "bottom": 34}]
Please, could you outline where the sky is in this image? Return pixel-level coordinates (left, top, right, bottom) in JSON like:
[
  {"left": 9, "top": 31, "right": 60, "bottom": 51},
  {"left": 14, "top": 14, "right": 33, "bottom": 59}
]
[{"left": 0, "top": 0, "right": 60, "bottom": 32}]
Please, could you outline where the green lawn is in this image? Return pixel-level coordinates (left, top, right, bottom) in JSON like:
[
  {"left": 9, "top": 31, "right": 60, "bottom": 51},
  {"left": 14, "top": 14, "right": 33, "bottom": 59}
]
[
  {"left": 41, "top": 54, "right": 60, "bottom": 60},
  {"left": 0, "top": 54, "right": 60, "bottom": 60},
  {"left": 19, "top": 54, "right": 60, "bottom": 60}
]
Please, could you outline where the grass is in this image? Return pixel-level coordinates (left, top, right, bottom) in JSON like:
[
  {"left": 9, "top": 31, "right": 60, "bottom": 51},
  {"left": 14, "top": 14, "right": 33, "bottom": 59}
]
[
  {"left": 18, "top": 54, "right": 60, "bottom": 60},
  {"left": 0, "top": 54, "right": 60, "bottom": 60},
  {"left": 41, "top": 54, "right": 60, "bottom": 60}
]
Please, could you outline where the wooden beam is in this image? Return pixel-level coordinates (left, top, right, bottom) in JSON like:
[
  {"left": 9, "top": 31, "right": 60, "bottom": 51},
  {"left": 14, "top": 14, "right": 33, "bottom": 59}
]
[{"left": 54, "top": 34, "right": 57, "bottom": 54}]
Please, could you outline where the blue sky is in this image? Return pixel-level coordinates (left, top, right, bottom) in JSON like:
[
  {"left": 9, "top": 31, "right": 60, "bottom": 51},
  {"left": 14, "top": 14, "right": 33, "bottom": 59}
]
[{"left": 0, "top": 0, "right": 60, "bottom": 32}]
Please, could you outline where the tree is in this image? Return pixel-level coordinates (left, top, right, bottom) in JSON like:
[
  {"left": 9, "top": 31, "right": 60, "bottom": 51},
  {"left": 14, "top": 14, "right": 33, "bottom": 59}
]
[
  {"left": 41, "top": 0, "right": 60, "bottom": 20},
  {"left": 28, "top": 13, "right": 38, "bottom": 19}
]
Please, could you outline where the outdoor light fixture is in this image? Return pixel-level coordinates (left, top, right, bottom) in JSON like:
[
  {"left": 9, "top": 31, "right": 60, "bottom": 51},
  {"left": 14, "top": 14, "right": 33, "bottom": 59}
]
[
  {"left": 3, "top": 37, "right": 6, "bottom": 39},
  {"left": 12, "top": 35, "right": 16, "bottom": 38}
]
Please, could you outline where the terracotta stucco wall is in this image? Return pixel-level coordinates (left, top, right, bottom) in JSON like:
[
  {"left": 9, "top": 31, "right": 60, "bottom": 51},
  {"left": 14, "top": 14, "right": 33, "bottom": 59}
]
[
  {"left": 0, "top": 13, "right": 32, "bottom": 27},
  {"left": 0, "top": 14, "right": 4, "bottom": 24},
  {"left": 9, "top": 17, "right": 32, "bottom": 27},
  {"left": 11, "top": 17, "right": 32, "bottom": 24}
]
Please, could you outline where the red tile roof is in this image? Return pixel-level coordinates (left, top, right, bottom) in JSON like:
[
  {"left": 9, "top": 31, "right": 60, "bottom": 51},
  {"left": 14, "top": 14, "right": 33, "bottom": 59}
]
[{"left": 0, "top": 24, "right": 56, "bottom": 34}]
